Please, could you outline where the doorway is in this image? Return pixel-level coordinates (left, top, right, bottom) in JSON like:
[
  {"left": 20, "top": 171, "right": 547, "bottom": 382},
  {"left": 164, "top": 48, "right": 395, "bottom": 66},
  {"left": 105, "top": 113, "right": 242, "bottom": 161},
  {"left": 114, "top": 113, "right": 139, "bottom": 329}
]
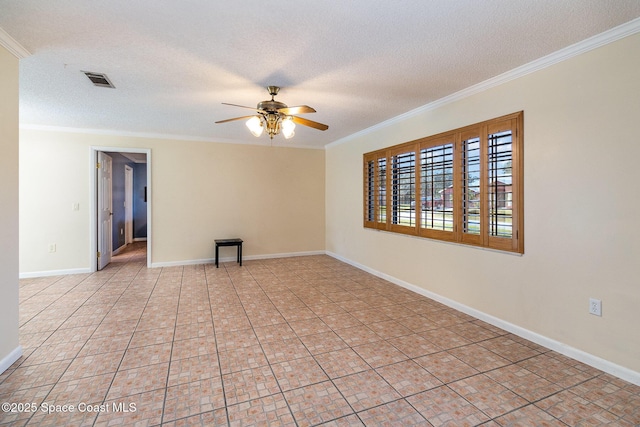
[{"left": 91, "top": 147, "right": 151, "bottom": 271}]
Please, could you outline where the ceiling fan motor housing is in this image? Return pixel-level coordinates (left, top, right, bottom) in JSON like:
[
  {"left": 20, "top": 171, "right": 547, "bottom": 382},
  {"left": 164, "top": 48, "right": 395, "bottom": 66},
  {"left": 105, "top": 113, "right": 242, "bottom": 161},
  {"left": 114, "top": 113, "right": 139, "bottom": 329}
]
[{"left": 257, "top": 100, "right": 287, "bottom": 113}]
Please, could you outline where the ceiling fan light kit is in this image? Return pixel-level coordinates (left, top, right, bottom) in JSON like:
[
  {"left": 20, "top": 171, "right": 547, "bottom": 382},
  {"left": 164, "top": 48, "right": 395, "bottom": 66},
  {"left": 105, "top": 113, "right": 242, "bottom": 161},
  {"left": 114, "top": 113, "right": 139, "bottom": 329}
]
[
  {"left": 281, "top": 117, "right": 295, "bottom": 139},
  {"left": 216, "top": 86, "right": 328, "bottom": 140},
  {"left": 245, "top": 116, "right": 264, "bottom": 137}
]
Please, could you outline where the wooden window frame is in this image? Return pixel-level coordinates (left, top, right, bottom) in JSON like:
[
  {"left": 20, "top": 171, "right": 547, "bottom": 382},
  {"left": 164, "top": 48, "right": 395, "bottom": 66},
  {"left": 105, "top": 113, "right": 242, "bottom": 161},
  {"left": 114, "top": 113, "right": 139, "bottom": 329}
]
[
  {"left": 419, "top": 133, "right": 456, "bottom": 242},
  {"left": 363, "top": 111, "right": 524, "bottom": 254},
  {"left": 388, "top": 144, "right": 418, "bottom": 235},
  {"left": 363, "top": 152, "right": 388, "bottom": 230}
]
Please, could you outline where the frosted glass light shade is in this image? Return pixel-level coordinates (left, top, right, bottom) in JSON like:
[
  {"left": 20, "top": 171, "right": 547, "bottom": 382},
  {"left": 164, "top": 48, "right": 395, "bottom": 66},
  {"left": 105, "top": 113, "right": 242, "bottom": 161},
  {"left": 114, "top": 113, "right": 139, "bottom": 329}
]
[
  {"left": 246, "top": 116, "right": 264, "bottom": 137},
  {"left": 282, "top": 117, "right": 295, "bottom": 139}
]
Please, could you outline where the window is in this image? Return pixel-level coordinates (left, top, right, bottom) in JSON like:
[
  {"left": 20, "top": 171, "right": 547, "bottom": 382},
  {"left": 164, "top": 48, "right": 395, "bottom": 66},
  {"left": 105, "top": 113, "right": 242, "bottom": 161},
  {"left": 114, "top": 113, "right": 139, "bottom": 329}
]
[
  {"left": 363, "top": 152, "right": 387, "bottom": 230},
  {"left": 390, "top": 147, "right": 417, "bottom": 232},
  {"left": 377, "top": 157, "right": 387, "bottom": 226},
  {"left": 420, "top": 137, "right": 455, "bottom": 241},
  {"left": 363, "top": 111, "right": 524, "bottom": 253}
]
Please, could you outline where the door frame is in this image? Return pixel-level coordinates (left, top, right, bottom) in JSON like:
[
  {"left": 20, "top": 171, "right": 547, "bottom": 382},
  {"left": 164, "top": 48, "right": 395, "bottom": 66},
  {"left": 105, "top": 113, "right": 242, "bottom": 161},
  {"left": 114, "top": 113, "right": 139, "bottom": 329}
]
[
  {"left": 124, "top": 165, "right": 134, "bottom": 245},
  {"left": 90, "top": 146, "right": 152, "bottom": 271}
]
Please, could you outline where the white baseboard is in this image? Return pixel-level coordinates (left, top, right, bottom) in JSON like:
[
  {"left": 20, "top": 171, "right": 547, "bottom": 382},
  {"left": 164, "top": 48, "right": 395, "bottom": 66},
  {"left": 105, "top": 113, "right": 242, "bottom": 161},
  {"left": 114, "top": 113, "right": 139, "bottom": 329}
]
[
  {"left": 18, "top": 250, "right": 325, "bottom": 276},
  {"left": 151, "top": 258, "right": 215, "bottom": 268},
  {"left": 133, "top": 238, "right": 147, "bottom": 242},
  {"left": 326, "top": 251, "right": 640, "bottom": 387},
  {"left": 244, "top": 250, "right": 326, "bottom": 261},
  {"left": 19, "top": 267, "right": 92, "bottom": 279},
  {"left": 150, "top": 250, "right": 325, "bottom": 268},
  {"left": 0, "top": 346, "right": 22, "bottom": 375}
]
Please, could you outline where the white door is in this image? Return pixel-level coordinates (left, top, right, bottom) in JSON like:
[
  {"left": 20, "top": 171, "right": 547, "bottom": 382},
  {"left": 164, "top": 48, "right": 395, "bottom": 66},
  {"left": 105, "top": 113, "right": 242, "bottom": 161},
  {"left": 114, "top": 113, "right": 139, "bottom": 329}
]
[
  {"left": 125, "top": 165, "right": 134, "bottom": 245},
  {"left": 97, "top": 152, "right": 113, "bottom": 270}
]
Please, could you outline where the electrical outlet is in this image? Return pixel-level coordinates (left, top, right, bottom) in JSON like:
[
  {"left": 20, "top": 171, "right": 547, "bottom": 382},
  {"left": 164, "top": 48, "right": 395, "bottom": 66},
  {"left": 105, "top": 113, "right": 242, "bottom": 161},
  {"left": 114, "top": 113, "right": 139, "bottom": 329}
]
[
  {"left": 589, "top": 298, "right": 602, "bottom": 316},
  {"left": 48, "top": 244, "right": 56, "bottom": 253}
]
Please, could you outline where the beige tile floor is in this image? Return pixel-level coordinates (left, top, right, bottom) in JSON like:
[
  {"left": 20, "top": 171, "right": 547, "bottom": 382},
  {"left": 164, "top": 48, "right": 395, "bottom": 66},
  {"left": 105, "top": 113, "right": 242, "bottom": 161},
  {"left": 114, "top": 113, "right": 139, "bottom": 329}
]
[{"left": 1, "top": 242, "right": 639, "bottom": 426}]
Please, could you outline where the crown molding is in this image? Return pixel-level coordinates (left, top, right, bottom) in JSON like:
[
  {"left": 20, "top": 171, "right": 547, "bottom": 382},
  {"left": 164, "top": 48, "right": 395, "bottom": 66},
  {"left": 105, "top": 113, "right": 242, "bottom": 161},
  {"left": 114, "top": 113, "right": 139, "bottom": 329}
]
[
  {"left": 0, "top": 27, "right": 30, "bottom": 59},
  {"left": 327, "top": 17, "right": 640, "bottom": 149},
  {"left": 20, "top": 123, "right": 223, "bottom": 142},
  {"left": 19, "top": 124, "right": 325, "bottom": 150}
]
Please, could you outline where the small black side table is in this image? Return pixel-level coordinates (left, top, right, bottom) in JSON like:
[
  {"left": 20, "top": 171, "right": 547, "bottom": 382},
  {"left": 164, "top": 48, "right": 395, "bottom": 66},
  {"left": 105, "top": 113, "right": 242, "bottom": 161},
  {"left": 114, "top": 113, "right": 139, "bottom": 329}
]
[{"left": 214, "top": 238, "right": 243, "bottom": 268}]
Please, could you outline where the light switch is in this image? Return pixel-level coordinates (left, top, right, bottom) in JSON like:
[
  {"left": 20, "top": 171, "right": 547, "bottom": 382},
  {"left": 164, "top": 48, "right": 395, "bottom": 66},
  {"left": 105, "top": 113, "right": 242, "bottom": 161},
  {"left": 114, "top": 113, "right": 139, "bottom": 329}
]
[{"left": 72, "top": 203, "right": 80, "bottom": 211}]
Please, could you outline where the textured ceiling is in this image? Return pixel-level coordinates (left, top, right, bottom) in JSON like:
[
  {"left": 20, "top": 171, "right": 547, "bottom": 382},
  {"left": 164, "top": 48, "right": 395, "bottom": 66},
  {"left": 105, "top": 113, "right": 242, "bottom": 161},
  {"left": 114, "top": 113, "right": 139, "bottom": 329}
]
[{"left": 1, "top": 1, "right": 640, "bottom": 148}]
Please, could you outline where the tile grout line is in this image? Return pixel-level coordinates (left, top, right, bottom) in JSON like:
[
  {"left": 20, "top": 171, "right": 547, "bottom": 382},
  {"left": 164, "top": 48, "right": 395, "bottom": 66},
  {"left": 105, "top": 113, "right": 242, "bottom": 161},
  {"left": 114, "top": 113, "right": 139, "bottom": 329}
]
[
  {"left": 158, "top": 265, "right": 184, "bottom": 426},
  {"left": 206, "top": 262, "right": 232, "bottom": 426},
  {"left": 225, "top": 262, "right": 301, "bottom": 426},
  {"left": 92, "top": 260, "right": 163, "bottom": 427}
]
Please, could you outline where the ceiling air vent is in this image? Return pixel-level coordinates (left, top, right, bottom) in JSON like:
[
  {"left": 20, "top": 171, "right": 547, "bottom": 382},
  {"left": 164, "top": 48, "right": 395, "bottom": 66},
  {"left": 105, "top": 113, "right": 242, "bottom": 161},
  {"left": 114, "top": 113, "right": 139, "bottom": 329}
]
[{"left": 82, "top": 71, "right": 115, "bottom": 88}]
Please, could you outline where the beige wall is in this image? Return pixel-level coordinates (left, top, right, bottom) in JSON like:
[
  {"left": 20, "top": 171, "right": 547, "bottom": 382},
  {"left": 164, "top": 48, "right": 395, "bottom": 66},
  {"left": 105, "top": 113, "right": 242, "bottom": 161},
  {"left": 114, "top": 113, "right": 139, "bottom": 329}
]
[
  {"left": 326, "top": 33, "right": 640, "bottom": 376},
  {"left": 0, "top": 45, "right": 20, "bottom": 368},
  {"left": 19, "top": 131, "right": 325, "bottom": 273}
]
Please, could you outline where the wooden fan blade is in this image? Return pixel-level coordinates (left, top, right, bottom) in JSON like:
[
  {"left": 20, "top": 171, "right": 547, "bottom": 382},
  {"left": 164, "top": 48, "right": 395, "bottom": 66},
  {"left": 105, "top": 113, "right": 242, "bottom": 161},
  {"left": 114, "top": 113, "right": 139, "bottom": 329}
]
[
  {"left": 290, "top": 115, "right": 329, "bottom": 131},
  {"left": 221, "top": 102, "right": 266, "bottom": 113},
  {"left": 215, "top": 115, "right": 256, "bottom": 124},
  {"left": 278, "top": 105, "right": 316, "bottom": 115}
]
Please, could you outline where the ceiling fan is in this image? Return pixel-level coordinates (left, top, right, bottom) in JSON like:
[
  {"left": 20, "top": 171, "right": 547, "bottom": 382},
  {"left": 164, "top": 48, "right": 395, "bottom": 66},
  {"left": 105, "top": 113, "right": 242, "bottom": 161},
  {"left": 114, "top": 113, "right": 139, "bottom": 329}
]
[{"left": 216, "top": 86, "right": 328, "bottom": 140}]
